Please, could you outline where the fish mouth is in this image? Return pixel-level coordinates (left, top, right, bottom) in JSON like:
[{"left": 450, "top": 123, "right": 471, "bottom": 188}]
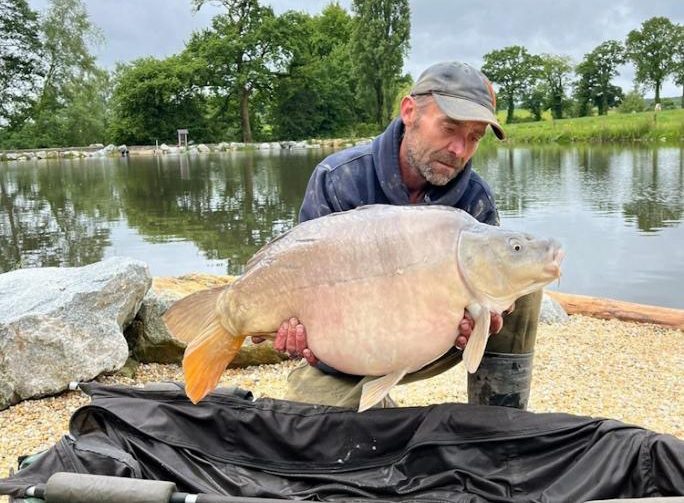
[{"left": 543, "top": 248, "right": 565, "bottom": 278}]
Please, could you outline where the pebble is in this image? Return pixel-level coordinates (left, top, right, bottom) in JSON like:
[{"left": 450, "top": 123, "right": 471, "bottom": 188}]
[{"left": 1, "top": 315, "right": 682, "bottom": 483}]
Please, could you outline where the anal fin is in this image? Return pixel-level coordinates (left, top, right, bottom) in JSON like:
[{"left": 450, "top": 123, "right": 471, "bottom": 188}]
[{"left": 359, "top": 369, "right": 407, "bottom": 412}]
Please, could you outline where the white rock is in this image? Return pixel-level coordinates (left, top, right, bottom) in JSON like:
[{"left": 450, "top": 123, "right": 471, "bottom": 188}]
[{"left": 0, "top": 257, "right": 151, "bottom": 409}]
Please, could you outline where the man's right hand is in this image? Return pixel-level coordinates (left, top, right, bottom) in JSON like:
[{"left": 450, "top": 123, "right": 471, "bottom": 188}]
[{"left": 273, "top": 317, "right": 318, "bottom": 366}]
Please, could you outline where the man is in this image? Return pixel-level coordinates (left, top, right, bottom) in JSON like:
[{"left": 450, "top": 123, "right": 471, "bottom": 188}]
[{"left": 267, "top": 61, "right": 542, "bottom": 410}]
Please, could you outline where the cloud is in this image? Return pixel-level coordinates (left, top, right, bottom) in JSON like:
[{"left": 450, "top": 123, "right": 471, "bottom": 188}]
[{"left": 28, "top": 0, "right": 683, "bottom": 97}]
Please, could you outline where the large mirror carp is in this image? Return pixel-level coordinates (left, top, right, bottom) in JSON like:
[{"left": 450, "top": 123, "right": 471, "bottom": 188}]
[{"left": 164, "top": 204, "right": 564, "bottom": 411}]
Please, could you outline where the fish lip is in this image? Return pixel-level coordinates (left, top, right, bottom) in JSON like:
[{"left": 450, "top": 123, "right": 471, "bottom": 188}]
[{"left": 543, "top": 248, "right": 565, "bottom": 277}]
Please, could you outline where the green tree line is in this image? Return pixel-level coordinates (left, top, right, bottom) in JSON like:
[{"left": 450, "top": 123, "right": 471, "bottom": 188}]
[{"left": 0, "top": 0, "right": 682, "bottom": 149}]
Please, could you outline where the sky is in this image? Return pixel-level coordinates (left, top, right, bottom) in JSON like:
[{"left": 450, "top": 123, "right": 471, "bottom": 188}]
[{"left": 28, "top": 0, "right": 684, "bottom": 99}]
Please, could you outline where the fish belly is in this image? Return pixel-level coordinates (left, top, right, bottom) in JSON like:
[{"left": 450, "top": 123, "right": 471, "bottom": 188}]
[
  {"left": 299, "top": 266, "right": 466, "bottom": 375},
  {"left": 220, "top": 205, "right": 474, "bottom": 373}
]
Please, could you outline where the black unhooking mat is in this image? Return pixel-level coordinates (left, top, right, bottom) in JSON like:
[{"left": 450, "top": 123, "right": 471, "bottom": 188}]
[{"left": 1, "top": 381, "right": 683, "bottom": 502}]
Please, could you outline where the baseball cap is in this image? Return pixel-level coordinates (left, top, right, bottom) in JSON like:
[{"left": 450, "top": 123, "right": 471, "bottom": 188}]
[{"left": 410, "top": 61, "right": 505, "bottom": 140}]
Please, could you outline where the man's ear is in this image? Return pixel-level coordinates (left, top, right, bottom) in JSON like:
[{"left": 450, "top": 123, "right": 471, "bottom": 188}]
[{"left": 400, "top": 95, "right": 416, "bottom": 126}]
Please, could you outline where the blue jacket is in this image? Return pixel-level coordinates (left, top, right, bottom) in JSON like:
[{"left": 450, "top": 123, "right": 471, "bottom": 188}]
[{"left": 299, "top": 118, "right": 499, "bottom": 225}]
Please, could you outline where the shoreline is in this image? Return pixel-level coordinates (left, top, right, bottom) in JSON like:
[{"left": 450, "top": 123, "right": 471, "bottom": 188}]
[{"left": 1, "top": 109, "right": 683, "bottom": 162}]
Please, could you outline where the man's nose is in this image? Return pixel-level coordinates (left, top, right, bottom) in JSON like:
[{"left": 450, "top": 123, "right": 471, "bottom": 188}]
[{"left": 447, "top": 134, "right": 467, "bottom": 157}]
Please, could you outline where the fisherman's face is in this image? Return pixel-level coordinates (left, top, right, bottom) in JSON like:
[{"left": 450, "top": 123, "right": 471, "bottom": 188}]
[{"left": 403, "top": 97, "right": 487, "bottom": 186}]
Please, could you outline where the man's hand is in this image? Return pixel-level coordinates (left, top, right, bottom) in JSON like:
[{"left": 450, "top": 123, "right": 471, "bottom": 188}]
[
  {"left": 453, "top": 310, "right": 506, "bottom": 350},
  {"left": 273, "top": 317, "right": 318, "bottom": 366}
]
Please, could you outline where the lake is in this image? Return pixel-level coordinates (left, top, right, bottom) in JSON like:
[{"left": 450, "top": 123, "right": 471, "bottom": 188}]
[{"left": 1, "top": 144, "right": 683, "bottom": 309}]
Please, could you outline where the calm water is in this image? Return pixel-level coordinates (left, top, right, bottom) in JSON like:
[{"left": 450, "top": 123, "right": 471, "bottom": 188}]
[{"left": 1, "top": 145, "right": 683, "bottom": 308}]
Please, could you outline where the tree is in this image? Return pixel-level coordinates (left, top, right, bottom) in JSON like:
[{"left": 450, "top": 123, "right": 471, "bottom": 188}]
[
  {"left": 574, "top": 40, "right": 625, "bottom": 116},
  {"left": 1, "top": 0, "right": 107, "bottom": 148},
  {"left": 271, "top": 5, "right": 358, "bottom": 139},
  {"left": 189, "top": 0, "right": 292, "bottom": 143},
  {"left": 618, "top": 89, "right": 646, "bottom": 113},
  {"left": 350, "top": 0, "right": 410, "bottom": 127},
  {"left": 56, "top": 68, "right": 111, "bottom": 146},
  {"left": 521, "top": 83, "right": 547, "bottom": 121},
  {"left": 0, "top": 0, "right": 42, "bottom": 126},
  {"left": 108, "top": 56, "right": 208, "bottom": 145},
  {"left": 673, "top": 24, "right": 684, "bottom": 108},
  {"left": 38, "top": 0, "right": 100, "bottom": 106},
  {"left": 626, "top": 16, "right": 680, "bottom": 104},
  {"left": 539, "top": 54, "right": 573, "bottom": 119},
  {"left": 482, "top": 46, "right": 542, "bottom": 123}
]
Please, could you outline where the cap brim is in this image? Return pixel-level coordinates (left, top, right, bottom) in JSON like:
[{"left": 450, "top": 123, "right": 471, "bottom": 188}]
[{"left": 432, "top": 93, "right": 506, "bottom": 140}]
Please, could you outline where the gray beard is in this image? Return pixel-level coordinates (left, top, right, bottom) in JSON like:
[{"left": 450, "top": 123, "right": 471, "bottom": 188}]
[
  {"left": 407, "top": 145, "right": 461, "bottom": 186},
  {"left": 417, "top": 162, "right": 456, "bottom": 186}
]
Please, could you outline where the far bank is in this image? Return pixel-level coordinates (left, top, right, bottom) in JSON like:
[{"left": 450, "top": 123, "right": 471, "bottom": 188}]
[
  {"left": 1, "top": 109, "right": 683, "bottom": 163},
  {"left": 483, "top": 108, "right": 684, "bottom": 145}
]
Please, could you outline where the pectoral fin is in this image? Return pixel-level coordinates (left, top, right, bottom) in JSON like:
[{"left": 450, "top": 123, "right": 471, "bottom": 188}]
[
  {"left": 462, "top": 303, "right": 491, "bottom": 374},
  {"left": 358, "top": 369, "right": 407, "bottom": 412}
]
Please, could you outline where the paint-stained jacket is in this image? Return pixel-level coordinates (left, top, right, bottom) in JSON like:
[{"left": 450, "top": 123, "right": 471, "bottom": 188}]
[{"left": 299, "top": 118, "right": 499, "bottom": 226}]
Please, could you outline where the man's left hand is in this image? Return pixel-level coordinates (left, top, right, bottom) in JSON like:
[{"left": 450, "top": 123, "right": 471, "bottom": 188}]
[{"left": 453, "top": 311, "right": 505, "bottom": 350}]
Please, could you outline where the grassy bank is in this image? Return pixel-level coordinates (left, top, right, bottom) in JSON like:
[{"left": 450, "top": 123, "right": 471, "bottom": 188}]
[{"left": 485, "top": 109, "right": 684, "bottom": 144}]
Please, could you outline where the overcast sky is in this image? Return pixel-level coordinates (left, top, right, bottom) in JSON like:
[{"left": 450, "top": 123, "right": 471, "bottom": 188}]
[{"left": 28, "top": 0, "right": 684, "bottom": 98}]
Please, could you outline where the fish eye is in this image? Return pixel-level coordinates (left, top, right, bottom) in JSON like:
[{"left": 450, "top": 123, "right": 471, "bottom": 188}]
[{"left": 509, "top": 239, "right": 523, "bottom": 252}]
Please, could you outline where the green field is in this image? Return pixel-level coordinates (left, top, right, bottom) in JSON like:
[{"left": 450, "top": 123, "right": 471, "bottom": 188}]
[{"left": 483, "top": 109, "right": 684, "bottom": 144}]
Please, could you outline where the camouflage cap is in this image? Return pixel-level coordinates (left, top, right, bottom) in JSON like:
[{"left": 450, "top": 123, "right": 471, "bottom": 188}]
[{"left": 411, "top": 61, "right": 505, "bottom": 140}]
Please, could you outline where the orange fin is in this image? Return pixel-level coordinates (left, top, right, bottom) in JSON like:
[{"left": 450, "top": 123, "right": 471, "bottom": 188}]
[
  {"left": 162, "top": 286, "right": 244, "bottom": 404},
  {"left": 182, "top": 320, "right": 246, "bottom": 404},
  {"left": 162, "top": 285, "right": 226, "bottom": 344}
]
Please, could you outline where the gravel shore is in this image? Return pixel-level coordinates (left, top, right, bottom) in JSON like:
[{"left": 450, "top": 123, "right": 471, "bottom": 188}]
[{"left": 1, "top": 315, "right": 682, "bottom": 482}]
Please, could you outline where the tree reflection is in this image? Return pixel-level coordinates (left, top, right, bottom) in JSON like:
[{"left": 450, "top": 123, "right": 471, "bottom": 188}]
[
  {"left": 622, "top": 148, "right": 684, "bottom": 232},
  {"left": 477, "top": 145, "right": 565, "bottom": 215},
  {"left": 1, "top": 146, "right": 682, "bottom": 274},
  {"left": 0, "top": 161, "right": 114, "bottom": 272},
  {"left": 115, "top": 151, "right": 322, "bottom": 274}
]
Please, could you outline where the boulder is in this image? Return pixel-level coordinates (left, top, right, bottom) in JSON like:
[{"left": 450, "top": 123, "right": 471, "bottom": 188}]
[
  {"left": 197, "top": 144, "right": 211, "bottom": 153},
  {"left": 539, "top": 292, "right": 570, "bottom": 324},
  {"left": 0, "top": 257, "right": 151, "bottom": 409},
  {"left": 127, "top": 273, "right": 289, "bottom": 367}
]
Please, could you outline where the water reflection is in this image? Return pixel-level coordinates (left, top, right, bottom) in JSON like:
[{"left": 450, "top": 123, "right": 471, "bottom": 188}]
[
  {"left": 478, "top": 145, "right": 684, "bottom": 232},
  {"left": 0, "top": 145, "right": 682, "bottom": 307}
]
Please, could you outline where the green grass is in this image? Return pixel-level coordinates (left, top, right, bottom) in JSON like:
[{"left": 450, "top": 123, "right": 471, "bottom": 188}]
[{"left": 483, "top": 109, "right": 684, "bottom": 145}]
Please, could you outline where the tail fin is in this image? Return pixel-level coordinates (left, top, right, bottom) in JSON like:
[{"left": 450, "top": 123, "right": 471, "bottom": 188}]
[
  {"left": 163, "top": 286, "right": 244, "bottom": 403},
  {"left": 163, "top": 286, "right": 226, "bottom": 344},
  {"left": 462, "top": 303, "right": 491, "bottom": 374},
  {"left": 183, "top": 321, "right": 246, "bottom": 403}
]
